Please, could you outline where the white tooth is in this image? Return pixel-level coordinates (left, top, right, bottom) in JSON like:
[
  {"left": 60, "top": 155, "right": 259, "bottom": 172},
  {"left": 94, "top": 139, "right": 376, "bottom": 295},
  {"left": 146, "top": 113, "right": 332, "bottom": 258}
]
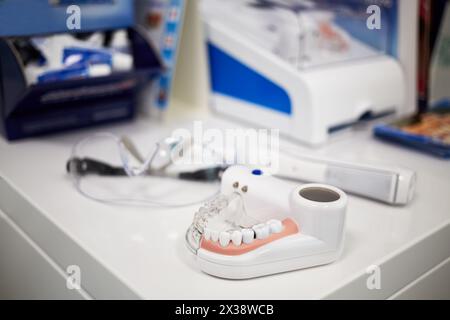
[
  {"left": 211, "top": 230, "right": 219, "bottom": 242},
  {"left": 267, "top": 219, "right": 283, "bottom": 234},
  {"left": 219, "top": 232, "right": 231, "bottom": 247},
  {"left": 242, "top": 229, "right": 254, "bottom": 244},
  {"left": 204, "top": 228, "right": 211, "bottom": 241},
  {"left": 231, "top": 230, "right": 242, "bottom": 246},
  {"left": 253, "top": 224, "right": 270, "bottom": 239}
]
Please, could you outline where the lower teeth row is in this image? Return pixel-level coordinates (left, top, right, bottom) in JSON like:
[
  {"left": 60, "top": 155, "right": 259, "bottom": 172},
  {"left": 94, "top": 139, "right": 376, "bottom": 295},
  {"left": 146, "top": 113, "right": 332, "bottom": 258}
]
[{"left": 203, "top": 219, "right": 283, "bottom": 248}]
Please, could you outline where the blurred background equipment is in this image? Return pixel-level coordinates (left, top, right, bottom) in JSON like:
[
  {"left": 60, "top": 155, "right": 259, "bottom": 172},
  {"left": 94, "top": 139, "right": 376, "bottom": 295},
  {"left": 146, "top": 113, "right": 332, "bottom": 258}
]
[
  {"left": 374, "top": 0, "right": 450, "bottom": 158},
  {"left": 135, "top": 0, "right": 186, "bottom": 115},
  {"left": 418, "top": 0, "right": 450, "bottom": 112},
  {"left": 0, "top": 0, "right": 186, "bottom": 141},
  {"left": 201, "top": 0, "right": 418, "bottom": 146}
]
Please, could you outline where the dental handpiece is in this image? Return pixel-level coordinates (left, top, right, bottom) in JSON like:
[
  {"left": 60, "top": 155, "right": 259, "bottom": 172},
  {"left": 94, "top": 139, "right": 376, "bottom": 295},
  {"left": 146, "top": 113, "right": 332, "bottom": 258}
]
[{"left": 275, "top": 153, "right": 416, "bottom": 205}]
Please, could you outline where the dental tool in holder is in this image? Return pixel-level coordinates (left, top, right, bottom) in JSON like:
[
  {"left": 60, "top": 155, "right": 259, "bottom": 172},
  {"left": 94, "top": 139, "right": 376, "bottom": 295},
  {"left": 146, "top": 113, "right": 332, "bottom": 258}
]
[{"left": 186, "top": 165, "right": 347, "bottom": 279}]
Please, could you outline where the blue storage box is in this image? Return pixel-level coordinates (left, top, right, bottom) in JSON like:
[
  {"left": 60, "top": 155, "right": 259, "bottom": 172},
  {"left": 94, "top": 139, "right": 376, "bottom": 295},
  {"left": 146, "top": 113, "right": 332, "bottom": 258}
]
[{"left": 0, "top": 0, "right": 162, "bottom": 140}]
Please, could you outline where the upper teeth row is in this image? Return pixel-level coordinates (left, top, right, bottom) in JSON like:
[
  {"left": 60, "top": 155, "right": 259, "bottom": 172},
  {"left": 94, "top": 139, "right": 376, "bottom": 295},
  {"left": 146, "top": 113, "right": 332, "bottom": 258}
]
[{"left": 203, "top": 219, "right": 283, "bottom": 247}]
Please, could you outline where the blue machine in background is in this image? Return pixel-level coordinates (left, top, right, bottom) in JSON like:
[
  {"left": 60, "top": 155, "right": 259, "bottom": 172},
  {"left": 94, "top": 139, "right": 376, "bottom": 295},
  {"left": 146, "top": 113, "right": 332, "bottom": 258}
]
[{"left": 202, "top": 0, "right": 417, "bottom": 146}]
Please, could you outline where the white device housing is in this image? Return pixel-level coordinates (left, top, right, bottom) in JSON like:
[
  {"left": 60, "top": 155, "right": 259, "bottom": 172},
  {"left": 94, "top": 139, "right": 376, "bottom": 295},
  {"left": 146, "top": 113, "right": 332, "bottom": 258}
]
[
  {"left": 195, "top": 166, "right": 348, "bottom": 279},
  {"left": 277, "top": 153, "right": 417, "bottom": 205},
  {"left": 205, "top": 20, "right": 405, "bottom": 146}
]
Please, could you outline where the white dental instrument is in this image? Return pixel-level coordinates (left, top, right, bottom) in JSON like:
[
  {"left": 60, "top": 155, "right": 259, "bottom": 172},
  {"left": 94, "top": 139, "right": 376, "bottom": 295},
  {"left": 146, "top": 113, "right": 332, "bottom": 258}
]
[
  {"left": 276, "top": 153, "right": 417, "bottom": 205},
  {"left": 186, "top": 165, "right": 347, "bottom": 279}
]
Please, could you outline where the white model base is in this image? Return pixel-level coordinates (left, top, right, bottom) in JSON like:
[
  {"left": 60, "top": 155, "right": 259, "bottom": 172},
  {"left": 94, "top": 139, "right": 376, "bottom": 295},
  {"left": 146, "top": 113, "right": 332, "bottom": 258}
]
[
  {"left": 197, "top": 234, "right": 343, "bottom": 280},
  {"left": 197, "top": 252, "right": 341, "bottom": 280}
]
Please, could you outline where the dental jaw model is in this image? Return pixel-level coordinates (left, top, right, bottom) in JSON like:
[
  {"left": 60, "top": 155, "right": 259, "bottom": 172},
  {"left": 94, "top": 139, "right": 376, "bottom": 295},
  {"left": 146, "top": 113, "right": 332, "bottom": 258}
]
[{"left": 186, "top": 166, "right": 347, "bottom": 279}]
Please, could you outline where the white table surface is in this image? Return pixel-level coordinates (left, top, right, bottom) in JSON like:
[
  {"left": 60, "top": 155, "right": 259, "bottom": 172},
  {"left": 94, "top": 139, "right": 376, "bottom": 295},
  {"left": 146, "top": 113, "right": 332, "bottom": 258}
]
[{"left": 0, "top": 106, "right": 449, "bottom": 299}]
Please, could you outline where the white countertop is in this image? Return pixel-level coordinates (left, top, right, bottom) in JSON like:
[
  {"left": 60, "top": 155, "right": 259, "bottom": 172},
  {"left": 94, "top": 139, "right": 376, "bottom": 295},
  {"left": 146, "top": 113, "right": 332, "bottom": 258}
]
[{"left": 0, "top": 106, "right": 449, "bottom": 299}]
